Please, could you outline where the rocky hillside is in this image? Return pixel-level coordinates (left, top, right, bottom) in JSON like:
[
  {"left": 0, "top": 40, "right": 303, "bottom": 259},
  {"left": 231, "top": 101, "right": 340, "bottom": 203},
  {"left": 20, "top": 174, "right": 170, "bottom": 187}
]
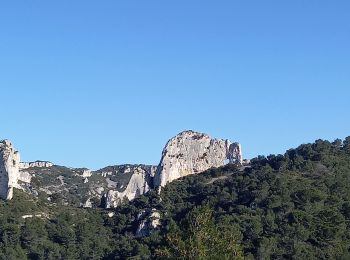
[
  {"left": 1, "top": 137, "right": 350, "bottom": 259},
  {"left": 0, "top": 131, "right": 242, "bottom": 208}
]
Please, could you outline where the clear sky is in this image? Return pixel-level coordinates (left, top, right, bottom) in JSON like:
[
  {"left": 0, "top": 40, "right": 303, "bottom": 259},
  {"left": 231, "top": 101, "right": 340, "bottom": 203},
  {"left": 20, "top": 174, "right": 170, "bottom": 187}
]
[{"left": 1, "top": 1, "right": 349, "bottom": 169}]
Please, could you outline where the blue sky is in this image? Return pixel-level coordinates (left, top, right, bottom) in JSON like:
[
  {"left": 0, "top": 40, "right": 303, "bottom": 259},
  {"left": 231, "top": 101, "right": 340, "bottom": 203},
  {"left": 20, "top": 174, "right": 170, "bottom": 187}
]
[{"left": 1, "top": 1, "right": 349, "bottom": 169}]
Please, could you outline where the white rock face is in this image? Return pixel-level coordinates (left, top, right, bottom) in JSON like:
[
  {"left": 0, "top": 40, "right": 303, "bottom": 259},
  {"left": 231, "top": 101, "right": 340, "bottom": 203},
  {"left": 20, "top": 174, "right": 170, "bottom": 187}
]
[
  {"left": 21, "top": 214, "right": 46, "bottom": 219},
  {"left": 82, "top": 169, "right": 92, "bottom": 178},
  {"left": 19, "top": 171, "right": 32, "bottom": 183},
  {"left": 107, "top": 212, "right": 115, "bottom": 218},
  {"left": 0, "top": 140, "right": 21, "bottom": 200},
  {"left": 19, "top": 161, "right": 53, "bottom": 169},
  {"left": 136, "top": 209, "right": 161, "bottom": 237},
  {"left": 82, "top": 198, "right": 93, "bottom": 208},
  {"left": 104, "top": 166, "right": 156, "bottom": 208},
  {"left": 154, "top": 131, "right": 242, "bottom": 187}
]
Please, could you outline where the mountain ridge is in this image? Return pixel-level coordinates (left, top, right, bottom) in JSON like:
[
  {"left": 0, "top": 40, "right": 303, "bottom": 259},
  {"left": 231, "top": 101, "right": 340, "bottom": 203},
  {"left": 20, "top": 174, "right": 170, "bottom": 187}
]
[{"left": 0, "top": 130, "right": 243, "bottom": 208}]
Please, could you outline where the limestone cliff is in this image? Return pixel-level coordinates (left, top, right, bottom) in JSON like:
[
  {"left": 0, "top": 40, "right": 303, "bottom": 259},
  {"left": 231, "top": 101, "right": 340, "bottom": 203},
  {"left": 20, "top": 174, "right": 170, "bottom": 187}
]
[
  {"left": 0, "top": 140, "right": 20, "bottom": 200},
  {"left": 154, "top": 130, "right": 242, "bottom": 187},
  {"left": 19, "top": 161, "right": 53, "bottom": 169},
  {"left": 102, "top": 165, "right": 156, "bottom": 208}
]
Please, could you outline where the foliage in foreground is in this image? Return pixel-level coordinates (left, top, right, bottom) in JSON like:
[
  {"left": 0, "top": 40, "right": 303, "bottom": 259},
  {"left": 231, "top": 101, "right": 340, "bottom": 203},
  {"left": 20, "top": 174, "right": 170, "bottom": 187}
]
[{"left": 156, "top": 206, "right": 243, "bottom": 259}]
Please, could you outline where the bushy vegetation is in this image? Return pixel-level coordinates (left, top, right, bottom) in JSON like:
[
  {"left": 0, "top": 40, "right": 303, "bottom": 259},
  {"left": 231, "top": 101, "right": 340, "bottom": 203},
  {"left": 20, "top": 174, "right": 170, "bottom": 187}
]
[{"left": 1, "top": 137, "right": 350, "bottom": 259}]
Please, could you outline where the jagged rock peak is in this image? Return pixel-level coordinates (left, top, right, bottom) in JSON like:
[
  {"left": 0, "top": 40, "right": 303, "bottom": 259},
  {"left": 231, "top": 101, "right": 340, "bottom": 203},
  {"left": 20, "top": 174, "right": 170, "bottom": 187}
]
[
  {"left": 0, "top": 140, "right": 21, "bottom": 200},
  {"left": 154, "top": 130, "right": 242, "bottom": 187}
]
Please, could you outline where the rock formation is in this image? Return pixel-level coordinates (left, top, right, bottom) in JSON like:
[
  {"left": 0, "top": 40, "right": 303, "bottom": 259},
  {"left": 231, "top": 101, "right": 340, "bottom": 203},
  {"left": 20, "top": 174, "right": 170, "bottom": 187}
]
[
  {"left": 103, "top": 165, "right": 156, "bottom": 208},
  {"left": 136, "top": 208, "right": 161, "bottom": 237},
  {"left": 82, "top": 169, "right": 92, "bottom": 178},
  {"left": 19, "top": 161, "right": 53, "bottom": 169},
  {"left": 0, "top": 140, "right": 21, "bottom": 200},
  {"left": 82, "top": 198, "right": 93, "bottom": 208},
  {"left": 154, "top": 130, "right": 242, "bottom": 187},
  {"left": 18, "top": 171, "right": 32, "bottom": 183},
  {"left": 1, "top": 131, "right": 243, "bottom": 205}
]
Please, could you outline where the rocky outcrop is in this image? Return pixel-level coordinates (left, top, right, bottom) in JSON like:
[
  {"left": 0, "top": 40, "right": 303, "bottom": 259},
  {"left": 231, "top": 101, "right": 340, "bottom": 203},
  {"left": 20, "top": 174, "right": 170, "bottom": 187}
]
[
  {"left": 0, "top": 140, "right": 21, "bottom": 200},
  {"left": 105, "top": 131, "right": 243, "bottom": 205},
  {"left": 154, "top": 131, "right": 242, "bottom": 187},
  {"left": 103, "top": 165, "right": 156, "bottom": 208},
  {"left": 82, "top": 169, "right": 92, "bottom": 178},
  {"left": 18, "top": 171, "right": 32, "bottom": 183},
  {"left": 136, "top": 208, "right": 161, "bottom": 237},
  {"left": 82, "top": 198, "right": 93, "bottom": 208},
  {"left": 19, "top": 161, "right": 53, "bottom": 169}
]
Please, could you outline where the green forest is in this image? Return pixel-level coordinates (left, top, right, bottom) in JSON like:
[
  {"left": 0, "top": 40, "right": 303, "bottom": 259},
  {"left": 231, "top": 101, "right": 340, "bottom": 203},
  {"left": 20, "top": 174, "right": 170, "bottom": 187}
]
[{"left": 1, "top": 137, "right": 350, "bottom": 259}]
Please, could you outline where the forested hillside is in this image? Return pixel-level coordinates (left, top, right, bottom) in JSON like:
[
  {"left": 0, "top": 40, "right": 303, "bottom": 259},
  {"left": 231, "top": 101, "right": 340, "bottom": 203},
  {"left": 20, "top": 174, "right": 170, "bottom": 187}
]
[{"left": 1, "top": 137, "right": 350, "bottom": 259}]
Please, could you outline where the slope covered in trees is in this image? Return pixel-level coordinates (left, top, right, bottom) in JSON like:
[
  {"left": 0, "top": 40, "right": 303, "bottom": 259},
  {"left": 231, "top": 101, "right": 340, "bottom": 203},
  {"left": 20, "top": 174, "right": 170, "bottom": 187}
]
[{"left": 1, "top": 137, "right": 350, "bottom": 259}]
